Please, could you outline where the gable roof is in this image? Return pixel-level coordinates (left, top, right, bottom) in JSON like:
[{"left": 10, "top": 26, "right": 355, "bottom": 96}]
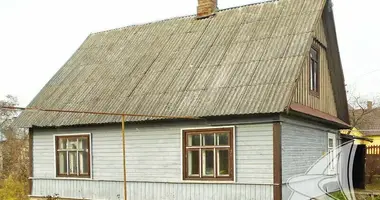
[
  {"left": 321, "top": 3, "right": 350, "bottom": 124},
  {"left": 14, "top": 0, "right": 330, "bottom": 128}
]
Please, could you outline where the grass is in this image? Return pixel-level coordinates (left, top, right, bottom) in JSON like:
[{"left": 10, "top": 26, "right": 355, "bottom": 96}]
[
  {"left": 366, "top": 178, "right": 380, "bottom": 191},
  {"left": 327, "top": 191, "right": 380, "bottom": 200},
  {"left": 325, "top": 178, "right": 380, "bottom": 200}
]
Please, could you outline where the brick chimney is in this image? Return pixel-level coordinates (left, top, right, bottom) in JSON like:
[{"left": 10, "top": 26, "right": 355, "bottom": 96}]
[
  {"left": 367, "top": 101, "right": 373, "bottom": 110},
  {"left": 197, "top": 0, "right": 217, "bottom": 19}
]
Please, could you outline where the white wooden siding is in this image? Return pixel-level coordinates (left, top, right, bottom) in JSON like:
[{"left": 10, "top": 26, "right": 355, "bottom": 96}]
[
  {"left": 281, "top": 118, "right": 332, "bottom": 181},
  {"left": 32, "top": 121, "right": 274, "bottom": 199},
  {"left": 32, "top": 179, "right": 273, "bottom": 200},
  {"left": 236, "top": 124, "right": 273, "bottom": 183},
  {"left": 280, "top": 117, "right": 339, "bottom": 199}
]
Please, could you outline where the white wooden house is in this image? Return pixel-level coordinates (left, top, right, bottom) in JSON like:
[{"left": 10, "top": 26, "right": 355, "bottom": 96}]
[{"left": 14, "top": 0, "right": 351, "bottom": 199}]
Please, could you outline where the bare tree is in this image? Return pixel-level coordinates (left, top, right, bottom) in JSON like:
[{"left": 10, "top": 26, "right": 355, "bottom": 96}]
[
  {"left": 348, "top": 97, "right": 378, "bottom": 129},
  {"left": 0, "top": 95, "right": 29, "bottom": 199},
  {"left": 0, "top": 95, "right": 19, "bottom": 175},
  {"left": 346, "top": 87, "right": 380, "bottom": 130},
  {"left": 1, "top": 129, "right": 29, "bottom": 180}
]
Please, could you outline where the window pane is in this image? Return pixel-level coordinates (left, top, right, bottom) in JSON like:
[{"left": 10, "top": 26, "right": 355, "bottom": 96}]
[
  {"left": 187, "top": 134, "right": 200, "bottom": 146},
  {"left": 58, "top": 152, "right": 67, "bottom": 174},
  {"left": 58, "top": 138, "right": 67, "bottom": 150},
  {"left": 78, "top": 137, "right": 88, "bottom": 150},
  {"left": 329, "top": 138, "right": 334, "bottom": 148},
  {"left": 310, "top": 48, "right": 317, "bottom": 60},
  {"left": 217, "top": 133, "right": 229, "bottom": 145},
  {"left": 202, "top": 150, "right": 214, "bottom": 176},
  {"left": 203, "top": 134, "right": 215, "bottom": 146},
  {"left": 79, "top": 152, "right": 89, "bottom": 175},
  {"left": 69, "top": 151, "right": 78, "bottom": 175},
  {"left": 310, "top": 60, "right": 314, "bottom": 90},
  {"left": 309, "top": 47, "right": 319, "bottom": 93},
  {"left": 313, "top": 64, "right": 318, "bottom": 90},
  {"left": 67, "top": 138, "right": 78, "bottom": 150},
  {"left": 187, "top": 151, "right": 199, "bottom": 176},
  {"left": 218, "top": 150, "right": 229, "bottom": 176}
]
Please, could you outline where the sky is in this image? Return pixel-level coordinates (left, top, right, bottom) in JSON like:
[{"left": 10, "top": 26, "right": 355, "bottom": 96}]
[{"left": 0, "top": 0, "right": 379, "bottom": 107}]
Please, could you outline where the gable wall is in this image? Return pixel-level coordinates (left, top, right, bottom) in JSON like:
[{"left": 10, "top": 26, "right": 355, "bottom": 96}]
[
  {"left": 292, "top": 18, "right": 338, "bottom": 117},
  {"left": 314, "top": 19, "right": 327, "bottom": 47},
  {"left": 31, "top": 119, "right": 274, "bottom": 200}
]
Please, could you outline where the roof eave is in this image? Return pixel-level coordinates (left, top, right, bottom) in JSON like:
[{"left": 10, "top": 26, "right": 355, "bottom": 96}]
[
  {"left": 287, "top": 103, "right": 351, "bottom": 129},
  {"left": 340, "top": 134, "right": 373, "bottom": 143}
]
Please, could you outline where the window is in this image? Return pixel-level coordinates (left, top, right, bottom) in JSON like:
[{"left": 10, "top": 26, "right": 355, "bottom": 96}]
[
  {"left": 309, "top": 47, "right": 320, "bottom": 95},
  {"left": 182, "top": 127, "right": 234, "bottom": 181},
  {"left": 327, "top": 133, "right": 336, "bottom": 174},
  {"left": 55, "top": 134, "right": 91, "bottom": 178}
]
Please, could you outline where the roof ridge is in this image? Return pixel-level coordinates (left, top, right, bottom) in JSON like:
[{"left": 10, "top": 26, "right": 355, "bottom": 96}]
[{"left": 90, "top": 0, "right": 277, "bottom": 36}]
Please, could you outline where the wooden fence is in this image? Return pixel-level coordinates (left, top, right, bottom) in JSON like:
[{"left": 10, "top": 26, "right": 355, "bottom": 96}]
[
  {"left": 366, "top": 145, "right": 380, "bottom": 180},
  {"left": 367, "top": 145, "right": 380, "bottom": 155}
]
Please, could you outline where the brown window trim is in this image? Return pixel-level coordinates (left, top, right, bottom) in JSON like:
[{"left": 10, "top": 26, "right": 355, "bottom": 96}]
[
  {"left": 55, "top": 134, "right": 91, "bottom": 178},
  {"left": 182, "top": 127, "right": 234, "bottom": 181},
  {"left": 309, "top": 45, "right": 320, "bottom": 98}
]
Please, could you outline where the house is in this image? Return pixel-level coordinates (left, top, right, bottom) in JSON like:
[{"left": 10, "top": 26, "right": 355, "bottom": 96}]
[
  {"left": 364, "top": 132, "right": 380, "bottom": 146},
  {"left": 340, "top": 127, "right": 370, "bottom": 145},
  {"left": 358, "top": 102, "right": 380, "bottom": 145},
  {"left": 344, "top": 101, "right": 380, "bottom": 145},
  {"left": 13, "top": 0, "right": 351, "bottom": 199}
]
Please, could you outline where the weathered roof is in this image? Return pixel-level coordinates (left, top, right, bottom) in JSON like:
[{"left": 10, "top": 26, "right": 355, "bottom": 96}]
[
  {"left": 352, "top": 108, "right": 380, "bottom": 136},
  {"left": 14, "top": 0, "right": 327, "bottom": 127}
]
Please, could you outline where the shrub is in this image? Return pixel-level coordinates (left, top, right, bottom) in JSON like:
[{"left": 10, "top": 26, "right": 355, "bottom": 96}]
[{"left": 0, "top": 175, "right": 28, "bottom": 200}]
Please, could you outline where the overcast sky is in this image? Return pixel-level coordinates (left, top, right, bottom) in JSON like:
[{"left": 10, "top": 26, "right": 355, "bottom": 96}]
[{"left": 0, "top": 0, "right": 379, "bottom": 106}]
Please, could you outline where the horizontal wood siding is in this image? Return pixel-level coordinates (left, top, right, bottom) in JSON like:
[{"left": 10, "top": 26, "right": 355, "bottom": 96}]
[
  {"left": 281, "top": 118, "right": 329, "bottom": 181},
  {"left": 33, "top": 132, "right": 54, "bottom": 178},
  {"left": 32, "top": 179, "right": 273, "bottom": 200},
  {"left": 236, "top": 124, "right": 273, "bottom": 183},
  {"left": 280, "top": 117, "right": 339, "bottom": 200},
  {"left": 32, "top": 121, "right": 274, "bottom": 199},
  {"left": 292, "top": 18, "right": 337, "bottom": 117}
]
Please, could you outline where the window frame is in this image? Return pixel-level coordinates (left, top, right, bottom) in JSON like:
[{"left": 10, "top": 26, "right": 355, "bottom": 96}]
[
  {"left": 309, "top": 45, "right": 320, "bottom": 97},
  {"left": 54, "top": 133, "right": 92, "bottom": 179},
  {"left": 181, "top": 127, "right": 235, "bottom": 182},
  {"left": 327, "top": 133, "right": 337, "bottom": 174}
]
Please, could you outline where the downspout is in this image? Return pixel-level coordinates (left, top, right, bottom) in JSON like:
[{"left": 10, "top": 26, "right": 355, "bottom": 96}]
[{"left": 121, "top": 115, "right": 127, "bottom": 200}]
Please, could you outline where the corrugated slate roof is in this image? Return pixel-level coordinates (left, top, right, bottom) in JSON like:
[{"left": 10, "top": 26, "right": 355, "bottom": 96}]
[
  {"left": 14, "top": 0, "right": 326, "bottom": 127},
  {"left": 351, "top": 108, "right": 380, "bottom": 136}
]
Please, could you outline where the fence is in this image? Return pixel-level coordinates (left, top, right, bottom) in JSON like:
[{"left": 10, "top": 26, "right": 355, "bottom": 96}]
[
  {"left": 366, "top": 145, "right": 380, "bottom": 183},
  {"left": 367, "top": 145, "right": 380, "bottom": 155}
]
